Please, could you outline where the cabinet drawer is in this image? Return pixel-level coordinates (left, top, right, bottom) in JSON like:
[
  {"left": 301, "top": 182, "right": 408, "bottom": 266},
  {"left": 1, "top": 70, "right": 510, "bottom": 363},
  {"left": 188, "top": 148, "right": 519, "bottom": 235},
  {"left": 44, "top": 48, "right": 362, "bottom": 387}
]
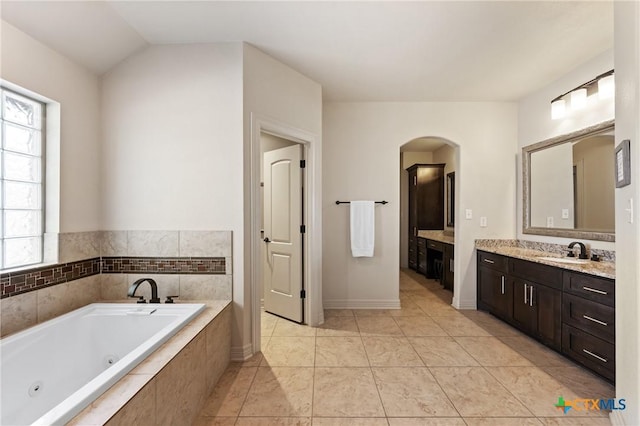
[
  {"left": 563, "top": 293, "right": 615, "bottom": 343},
  {"left": 417, "top": 238, "right": 427, "bottom": 249},
  {"left": 426, "top": 239, "right": 443, "bottom": 251},
  {"left": 510, "top": 258, "right": 562, "bottom": 291},
  {"left": 563, "top": 271, "right": 615, "bottom": 307},
  {"left": 477, "top": 251, "right": 508, "bottom": 272},
  {"left": 562, "top": 324, "right": 615, "bottom": 382}
]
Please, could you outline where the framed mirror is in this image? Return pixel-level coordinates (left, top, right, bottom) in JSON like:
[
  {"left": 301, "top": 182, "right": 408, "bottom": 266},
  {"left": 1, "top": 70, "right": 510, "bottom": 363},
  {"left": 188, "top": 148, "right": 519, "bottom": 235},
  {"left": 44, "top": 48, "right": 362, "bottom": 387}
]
[
  {"left": 446, "top": 172, "right": 455, "bottom": 227},
  {"left": 523, "top": 119, "right": 615, "bottom": 242}
]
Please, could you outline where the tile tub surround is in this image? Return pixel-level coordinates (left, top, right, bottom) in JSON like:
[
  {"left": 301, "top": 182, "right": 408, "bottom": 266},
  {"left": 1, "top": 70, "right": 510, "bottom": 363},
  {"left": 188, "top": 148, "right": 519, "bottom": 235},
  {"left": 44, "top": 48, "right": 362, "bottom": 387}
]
[
  {"left": 1, "top": 230, "right": 233, "bottom": 336},
  {"left": 69, "top": 301, "right": 232, "bottom": 426},
  {"left": 476, "top": 240, "right": 615, "bottom": 279}
]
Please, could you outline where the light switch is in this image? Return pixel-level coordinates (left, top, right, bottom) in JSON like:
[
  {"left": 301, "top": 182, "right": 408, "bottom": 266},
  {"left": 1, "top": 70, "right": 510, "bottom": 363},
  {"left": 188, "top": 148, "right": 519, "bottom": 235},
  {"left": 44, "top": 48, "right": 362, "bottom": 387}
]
[
  {"left": 562, "top": 209, "right": 569, "bottom": 219},
  {"left": 547, "top": 216, "right": 554, "bottom": 227},
  {"left": 465, "top": 209, "right": 473, "bottom": 219},
  {"left": 480, "top": 217, "right": 487, "bottom": 227}
]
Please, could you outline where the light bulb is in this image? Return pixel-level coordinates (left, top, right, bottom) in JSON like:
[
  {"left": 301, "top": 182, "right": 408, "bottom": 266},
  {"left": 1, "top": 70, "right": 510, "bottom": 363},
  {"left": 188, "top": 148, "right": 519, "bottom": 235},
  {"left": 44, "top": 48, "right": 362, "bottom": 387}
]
[
  {"left": 570, "top": 88, "right": 587, "bottom": 110},
  {"left": 551, "top": 99, "right": 566, "bottom": 120},
  {"left": 598, "top": 74, "right": 615, "bottom": 99}
]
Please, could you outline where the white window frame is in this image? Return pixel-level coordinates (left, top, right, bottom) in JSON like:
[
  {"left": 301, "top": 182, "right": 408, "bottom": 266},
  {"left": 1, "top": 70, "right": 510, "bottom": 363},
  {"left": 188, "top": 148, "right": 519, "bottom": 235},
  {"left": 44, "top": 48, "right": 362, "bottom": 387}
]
[{"left": 1, "top": 87, "right": 46, "bottom": 270}]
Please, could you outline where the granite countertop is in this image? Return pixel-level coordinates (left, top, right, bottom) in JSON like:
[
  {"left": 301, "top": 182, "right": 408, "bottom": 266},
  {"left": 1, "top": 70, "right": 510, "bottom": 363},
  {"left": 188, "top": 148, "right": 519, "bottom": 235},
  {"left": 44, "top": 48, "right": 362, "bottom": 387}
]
[
  {"left": 417, "top": 230, "right": 454, "bottom": 245},
  {"left": 476, "top": 245, "right": 615, "bottom": 280}
]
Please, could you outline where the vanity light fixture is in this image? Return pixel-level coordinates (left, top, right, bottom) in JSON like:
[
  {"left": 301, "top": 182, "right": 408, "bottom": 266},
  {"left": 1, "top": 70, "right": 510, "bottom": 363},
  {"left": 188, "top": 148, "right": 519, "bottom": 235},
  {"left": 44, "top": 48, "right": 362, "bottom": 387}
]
[{"left": 550, "top": 69, "right": 614, "bottom": 120}]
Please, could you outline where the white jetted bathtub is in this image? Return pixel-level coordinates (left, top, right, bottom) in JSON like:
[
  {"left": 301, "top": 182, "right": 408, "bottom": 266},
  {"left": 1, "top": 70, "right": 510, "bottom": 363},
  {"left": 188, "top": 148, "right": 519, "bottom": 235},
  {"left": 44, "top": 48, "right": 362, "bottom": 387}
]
[{"left": 0, "top": 302, "right": 205, "bottom": 426}]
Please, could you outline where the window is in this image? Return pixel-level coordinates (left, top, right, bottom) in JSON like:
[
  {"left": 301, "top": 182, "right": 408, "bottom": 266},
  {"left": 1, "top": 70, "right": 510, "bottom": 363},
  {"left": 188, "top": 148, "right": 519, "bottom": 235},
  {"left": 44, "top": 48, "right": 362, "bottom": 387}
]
[{"left": 0, "top": 88, "right": 45, "bottom": 269}]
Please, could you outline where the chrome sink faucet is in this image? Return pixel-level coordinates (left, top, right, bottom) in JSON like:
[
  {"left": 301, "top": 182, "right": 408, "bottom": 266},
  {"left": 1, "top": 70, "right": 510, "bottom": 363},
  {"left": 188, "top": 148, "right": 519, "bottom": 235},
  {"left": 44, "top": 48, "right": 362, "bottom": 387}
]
[
  {"left": 127, "top": 278, "right": 161, "bottom": 303},
  {"left": 567, "top": 241, "right": 588, "bottom": 260}
]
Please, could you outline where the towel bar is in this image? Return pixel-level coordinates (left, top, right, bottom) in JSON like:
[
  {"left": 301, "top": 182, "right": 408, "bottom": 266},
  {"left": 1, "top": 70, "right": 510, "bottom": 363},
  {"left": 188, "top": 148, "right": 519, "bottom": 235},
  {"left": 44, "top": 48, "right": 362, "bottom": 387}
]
[{"left": 335, "top": 200, "right": 388, "bottom": 205}]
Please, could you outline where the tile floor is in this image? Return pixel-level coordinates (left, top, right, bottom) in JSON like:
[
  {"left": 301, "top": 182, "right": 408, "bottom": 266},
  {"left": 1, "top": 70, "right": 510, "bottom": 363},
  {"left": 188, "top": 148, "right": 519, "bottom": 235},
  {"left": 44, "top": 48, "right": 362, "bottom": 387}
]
[{"left": 194, "top": 269, "right": 615, "bottom": 426}]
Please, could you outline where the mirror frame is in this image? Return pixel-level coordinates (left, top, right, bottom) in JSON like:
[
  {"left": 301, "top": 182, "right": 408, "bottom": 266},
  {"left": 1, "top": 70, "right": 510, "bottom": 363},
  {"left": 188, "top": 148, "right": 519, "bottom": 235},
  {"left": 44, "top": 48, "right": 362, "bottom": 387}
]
[
  {"left": 446, "top": 172, "right": 455, "bottom": 227},
  {"left": 522, "top": 119, "right": 615, "bottom": 242}
]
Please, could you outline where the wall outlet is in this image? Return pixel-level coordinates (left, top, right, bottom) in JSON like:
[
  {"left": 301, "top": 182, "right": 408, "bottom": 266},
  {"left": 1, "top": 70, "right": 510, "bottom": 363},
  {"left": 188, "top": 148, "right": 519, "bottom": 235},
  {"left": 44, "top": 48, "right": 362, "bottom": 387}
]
[
  {"left": 562, "top": 209, "right": 569, "bottom": 219},
  {"left": 465, "top": 209, "right": 473, "bottom": 219},
  {"left": 547, "top": 216, "right": 554, "bottom": 227},
  {"left": 480, "top": 216, "right": 487, "bottom": 227}
]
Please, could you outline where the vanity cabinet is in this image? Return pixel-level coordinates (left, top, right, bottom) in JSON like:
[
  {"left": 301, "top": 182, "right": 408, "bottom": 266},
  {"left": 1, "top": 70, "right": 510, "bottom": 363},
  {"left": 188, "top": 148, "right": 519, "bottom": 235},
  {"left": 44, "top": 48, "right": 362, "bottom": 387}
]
[
  {"left": 407, "top": 164, "right": 444, "bottom": 271},
  {"left": 477, "top": 250, "right": 615, "bottom": 382},
  {"left": 477, "top": 252, "right": 511, "bottom": 319},
  {"left": 417, "top": 238, "right": 427, "bottom": 275},
  {"left": 510, "top": 259, "right": 563, "bottom": 351},
  {"left": 443, "top": 243, "right": 454, "bottom": 291},
  {"left": 561, "top": 271, "right": 615, "bottom": 382}
]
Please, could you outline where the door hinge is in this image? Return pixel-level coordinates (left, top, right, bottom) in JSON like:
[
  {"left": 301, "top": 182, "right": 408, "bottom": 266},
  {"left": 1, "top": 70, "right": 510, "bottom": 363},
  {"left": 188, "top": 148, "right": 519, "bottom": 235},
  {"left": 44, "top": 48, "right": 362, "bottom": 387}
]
[
  {"left": 300, "top": 225, "right": 306, "bottom": 233},
  {"left": 300, "top": 289, "right": 306, "bottom": 299},
  {"left": 300, "top": 160, "right": 306, "bottom": 168}
]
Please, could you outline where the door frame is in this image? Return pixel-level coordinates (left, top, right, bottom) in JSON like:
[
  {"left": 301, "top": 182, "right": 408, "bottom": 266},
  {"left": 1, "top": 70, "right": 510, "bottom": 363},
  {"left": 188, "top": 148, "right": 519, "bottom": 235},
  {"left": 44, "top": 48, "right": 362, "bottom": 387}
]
[{"left": 250, "top": 113, "right": 322, "bottom": 355}]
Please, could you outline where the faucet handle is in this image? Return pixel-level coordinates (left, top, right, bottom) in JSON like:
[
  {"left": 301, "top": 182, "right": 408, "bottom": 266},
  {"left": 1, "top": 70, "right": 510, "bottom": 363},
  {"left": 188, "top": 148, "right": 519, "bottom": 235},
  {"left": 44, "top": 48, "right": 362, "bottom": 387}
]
[
  {"left": 567, "top": 250, "right": 575, "bottom": 258},
  {"left": 129, "top": 295, "right": 146, "bottom": 304},
  {"left": 165, "top": 295, "right": 179, "bottom": 304}
]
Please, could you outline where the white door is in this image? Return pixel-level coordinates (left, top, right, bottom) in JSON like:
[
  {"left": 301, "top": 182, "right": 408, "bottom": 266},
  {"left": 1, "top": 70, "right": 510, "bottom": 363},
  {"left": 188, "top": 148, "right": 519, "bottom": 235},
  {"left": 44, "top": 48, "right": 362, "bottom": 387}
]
[{"left": 263, "top": 144, "right": 304, "bottom": 323}]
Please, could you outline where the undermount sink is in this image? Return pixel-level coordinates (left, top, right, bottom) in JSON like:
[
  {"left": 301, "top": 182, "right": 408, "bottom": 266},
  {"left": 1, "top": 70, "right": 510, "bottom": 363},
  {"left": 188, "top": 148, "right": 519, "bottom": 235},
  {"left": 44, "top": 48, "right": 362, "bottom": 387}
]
[{"left": 537, "top": 256, "right": 589, "bottom": 265}]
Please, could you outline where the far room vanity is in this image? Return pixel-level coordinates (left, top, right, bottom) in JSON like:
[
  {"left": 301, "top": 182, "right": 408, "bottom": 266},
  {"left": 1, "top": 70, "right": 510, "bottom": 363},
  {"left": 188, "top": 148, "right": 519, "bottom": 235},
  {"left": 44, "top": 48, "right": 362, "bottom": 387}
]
[{"left": 417, "top": 231, "right": 454, "bottom": 291}]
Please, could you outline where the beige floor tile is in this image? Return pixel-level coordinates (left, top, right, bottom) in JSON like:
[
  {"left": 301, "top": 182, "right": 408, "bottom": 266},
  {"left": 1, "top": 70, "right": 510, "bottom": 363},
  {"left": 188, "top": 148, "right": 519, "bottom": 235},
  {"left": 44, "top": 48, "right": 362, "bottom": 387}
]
[
  {"left": 261, "top": 312, "right": 278, "bottom": 337},
  {"left": 408, "top": 337, "right": 479, "bottom": 367},
  {"left": 315, "top": 336, "right": 369, "bottom": 367},
  {"left": 356, "top": 316, "right": 404, "bottom": 336},
  {"left": 485, "top": 367, "right": 608, "bottom": 418},
  {"left": 498, "top": 336, "right": 574, "bottom": 367},
  {"left": 272, "top": 319, "right": 317, "bottom": 337},
  {"left": 464, "top": 315, "right": 524, "bottom": 337},
  {"left": 240, "top": 367, "right": 314, "bottom": 417},
  {"left": 389, "top": 301, "right": 427, "bottom": 317},
  {"left": 236, "top": 418, "right": 312, "bottom": 426},
  {"left": 193, "top": 417, "right": 238, "bottom": 426},
  {"left": 316, "top": 316, "right": 360, "bottom": 337},
  {"left": 313, "top": 367, "right": 385, "bottom": 417},
  {"left": 541, "top": 366, "right": 615, "bottom": 399},
  {"left": 463, "top": 418, "right": 542, "bottom": 426},
  {"left": 354, "top": 309, "right": 396, "bottom": 316},
  {"left": 414, "top": 300, "right": 460, "bottom": 317},
  {"left": 372, "top": 367, "right": 458, "bottom": 417},
  {"left": 430, "top": 367, "right": 532, "bottom": 417},
  {"left": 324, "top": 309, "right": 355, "bottom": 317},
  {"left": 261, "top": 337, "right": 316, "bottom": 367},
  {"left": 538, "top": 418, "right": 614, "bottom": 425},
  {"left": 362, "top": 336, "right": 424, "bottom": 367},
  {"left": 200, "top": 366, "right": 258, "bottom": 417},
  {"left": 387, "top": 419, "right": 465, "bottom": 426},
  {"left": 394, "top": 316, "right": 448, "bottom": 337},
  {"left": 430, "top": 315, "right": 491, "bottom": 336},
  {"left": 312, "top": 418, "right": 389, "bottom": 425},
  {"left": 454, "top": 337, "right": 533, "bottom": 366}
]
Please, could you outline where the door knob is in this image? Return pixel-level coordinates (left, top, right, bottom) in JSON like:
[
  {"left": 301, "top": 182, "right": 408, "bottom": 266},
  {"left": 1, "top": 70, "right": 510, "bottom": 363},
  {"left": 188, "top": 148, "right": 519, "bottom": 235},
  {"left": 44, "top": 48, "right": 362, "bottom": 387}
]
[{"left": 264, "top": 237, "right": 271, "bottom": 243}]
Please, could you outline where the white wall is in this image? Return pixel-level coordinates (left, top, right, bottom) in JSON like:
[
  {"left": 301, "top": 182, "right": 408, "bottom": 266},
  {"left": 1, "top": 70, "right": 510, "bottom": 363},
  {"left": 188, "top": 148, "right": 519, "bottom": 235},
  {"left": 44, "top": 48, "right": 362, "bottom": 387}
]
[
  {"left": 517, "top": 49, "right": 615, "bottom": 250},
  {"left": 323, "top": 102, "right": 518, "bottom": 309},
  {"left": 614, "top": 2, "right": 640, "bottom": 424},
  {"left": 243, "top": 44, "right": 323, "bottom": 354},
  {"left": 0, "top": 21, "right": 101, "bottom": 233},
  {"left": 100, "top": 42, "right": 245, "bottom": 349}
]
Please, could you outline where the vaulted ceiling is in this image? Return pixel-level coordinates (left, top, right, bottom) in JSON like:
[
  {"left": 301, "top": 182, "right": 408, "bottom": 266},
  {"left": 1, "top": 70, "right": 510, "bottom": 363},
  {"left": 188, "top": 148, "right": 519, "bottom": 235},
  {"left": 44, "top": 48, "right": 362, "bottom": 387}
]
[{"left": 1, "top": 1, "right": 613, "bottom": 102}]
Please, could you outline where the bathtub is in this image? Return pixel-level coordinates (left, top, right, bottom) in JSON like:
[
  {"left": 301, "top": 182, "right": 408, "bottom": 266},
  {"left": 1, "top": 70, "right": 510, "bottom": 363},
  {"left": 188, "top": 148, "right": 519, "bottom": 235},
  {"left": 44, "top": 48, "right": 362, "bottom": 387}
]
[{"left": 0, "top": 302, "right": 205, "bottom": 426}]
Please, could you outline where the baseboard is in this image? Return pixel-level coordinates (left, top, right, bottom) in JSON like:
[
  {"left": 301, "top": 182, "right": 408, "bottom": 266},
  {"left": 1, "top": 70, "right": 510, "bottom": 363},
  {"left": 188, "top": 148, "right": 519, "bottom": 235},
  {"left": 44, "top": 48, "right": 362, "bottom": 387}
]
[
  {"left": 230, "top": 343, "right": 253, "bottom": 362},
  {"left": 609, "top": 410, "right": 626, "bottom": 425},
  {"left": 452, "top": 297, "right": 477, "bottom": 310},
  {"left": 323, "top": 299, "right": 401, "bottom": 309}
]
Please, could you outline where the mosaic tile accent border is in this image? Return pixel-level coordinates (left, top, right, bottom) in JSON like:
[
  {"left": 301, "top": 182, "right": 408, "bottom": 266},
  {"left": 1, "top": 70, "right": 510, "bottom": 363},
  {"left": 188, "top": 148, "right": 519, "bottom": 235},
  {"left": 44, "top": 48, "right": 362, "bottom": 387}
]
[
  {"left": 1, "top": 258, "right": 100, "bottom": 299},
  {"left": 101, "top": 257, "right": 226, "bottom": 274},
  {"left": 1, "top": 256, "right": 226, "bottom": 299}
]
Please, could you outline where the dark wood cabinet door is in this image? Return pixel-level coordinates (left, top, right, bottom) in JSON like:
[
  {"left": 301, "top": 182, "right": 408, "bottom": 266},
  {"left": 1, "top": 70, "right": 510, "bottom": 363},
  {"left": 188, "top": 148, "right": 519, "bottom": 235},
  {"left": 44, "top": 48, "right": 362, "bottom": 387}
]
[
  {"left": 417, "top": 238, "right": 427, "bottom": 275},
  {"left": 512, "top": 279, "right": 536, "bottom": 334},
  {"left": 478, "top": 266, "right": 510, "bottom": 319},
  {"left": 416, "top": 166, "right": 445, "bottom": 230},
  {"left": 533, "top": 283, "right": 562, "bottom": 351},
  {"left": 443, "top": 244, "right": 454, "bottom": 291}
]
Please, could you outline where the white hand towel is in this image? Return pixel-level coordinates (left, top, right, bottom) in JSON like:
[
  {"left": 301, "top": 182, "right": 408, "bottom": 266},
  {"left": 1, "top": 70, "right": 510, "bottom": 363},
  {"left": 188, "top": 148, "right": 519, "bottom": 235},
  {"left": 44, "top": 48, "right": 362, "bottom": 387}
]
[{"left": 350, "top": 201, "right": 375, "bottom": 257}]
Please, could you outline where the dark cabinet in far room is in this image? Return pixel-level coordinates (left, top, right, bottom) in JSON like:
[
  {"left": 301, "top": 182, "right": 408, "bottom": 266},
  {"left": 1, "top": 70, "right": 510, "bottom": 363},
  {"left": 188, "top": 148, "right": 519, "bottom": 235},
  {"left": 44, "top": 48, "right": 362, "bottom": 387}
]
[
  {"left": 407, "top": 164, "right": 445, "bottom": 271},
  {"left": 442, "top": 243, "right": 454, "bottom": 291}
]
